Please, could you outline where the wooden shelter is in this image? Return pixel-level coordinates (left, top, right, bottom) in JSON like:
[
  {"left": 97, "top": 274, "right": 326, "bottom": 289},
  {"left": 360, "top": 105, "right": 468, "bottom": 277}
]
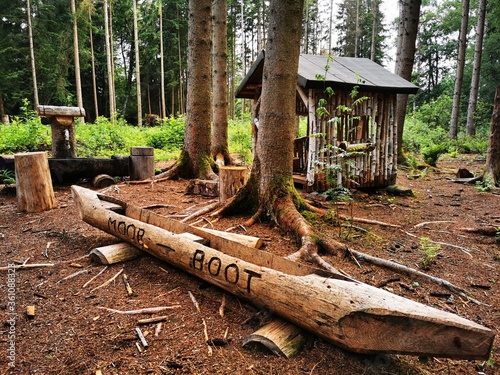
[{"left": 236, "top": 51, "right": 419, "bottom": 190}]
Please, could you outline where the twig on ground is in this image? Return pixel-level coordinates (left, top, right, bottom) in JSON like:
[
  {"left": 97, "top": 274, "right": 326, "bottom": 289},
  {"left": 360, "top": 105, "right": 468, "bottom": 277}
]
[
  {"left": 414, "top": 220, "right": 455, "bottom": 228},
  {"left": 98, "top": 305, "right": 181, "bottom": 315},
  {"left": 90, "top": 268, "right": 124, "bottom": 293},
  {"left": 188, "top": 291, "right": 201, "bottom": 313},
  {"left": 180, "top": 202, "right": 220, "bottom": 223},
  {"left": 0, "top": 263, "right": 55, "bottom": 271},
  {"left": 83, "top": 266, "right": 108, "bottom": 288},
  {"left": 57, "top": 269, "right": 90, "bottom": 283}
]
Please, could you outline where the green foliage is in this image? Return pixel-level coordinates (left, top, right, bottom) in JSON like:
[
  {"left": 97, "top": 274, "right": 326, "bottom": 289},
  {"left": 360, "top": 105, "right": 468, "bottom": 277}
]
[
  {"left": 0, "top": 118, "right": 51, "bottom": 154},
  {"left": 422, "top": 144, "right": 447, "bottom": 166},
  {"left": 228, "top": 118, "right": 253, "bottom": 163},
  {"left": 419, "top": 237, "right": 441, "bottom": 270},
  {"left": 403, "top": 115, "right": 449, "bottom": 154},
  {"left": 0, "top": 169, "right": 15, "bottom": 184},
  {"left": 476, "top": 175, "right": 494, "bottom": 192},
  {"left": 145, "top": 115, "right": 185, "bottom": 151},
  {"left": 76, "top": 117, "right": 143, "bottom": 157}
]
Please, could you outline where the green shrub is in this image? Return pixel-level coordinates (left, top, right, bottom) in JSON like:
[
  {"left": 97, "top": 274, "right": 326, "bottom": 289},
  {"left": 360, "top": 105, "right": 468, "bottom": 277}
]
[
  {"left": 228, "top": 119, "right": 252, "bottom": 163},
  {"left": 76, "top": 117, "right": 144, "bottom": 157},
  {"left": 0, "top": 117, "right": 51, "bottom": 153},
  {"left": 145, "top": 115, "right": 185, "bottom": 151},
  {"left": 403, "top": 116, "right": 449, "bottom": 154},
  {"left": 422, "top": 143, "right": 447, "bottom": 166}
]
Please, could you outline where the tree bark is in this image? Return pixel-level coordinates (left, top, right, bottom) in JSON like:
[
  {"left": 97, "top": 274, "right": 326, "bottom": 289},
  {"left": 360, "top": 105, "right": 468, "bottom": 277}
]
[
  {"left": 159, "top": 2, "right": 166, "bottom": 119},
  {"left": 71, "top": 0, "right": 84, "bottom": 124},
  {"left": 26, "top": 0, "right": 39, "bottom": 109},
  {"left": 395, "top": 0, "right": 421, "bottom": 162},
  {"left": 133, "top": 0, "right": 143, "bottom": 128},
  {"left": 103, "top": 0, "right": 115, "bottom": 122},
  {"left": 179, "top": 0, "right": 215, "bottom": 180},
  {"left": 449, "top": 0, "right": 470, "bottom": 139},
  {"left": 465, "top": 0, "right": 487, "bottom": 136},
  {"left": 211, "top": 0, "right": 231, "bottom": 165},
  {"left": 486, "top": 86, "right": 500, "bottom": 186}
]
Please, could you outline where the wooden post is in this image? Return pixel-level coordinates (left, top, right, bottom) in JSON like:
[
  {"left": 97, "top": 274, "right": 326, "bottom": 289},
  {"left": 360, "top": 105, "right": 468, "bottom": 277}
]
[
  {"left": 14, "top": 152, "right": 57, "bottom": 212},
  {"left": 219, "top": 166, "right": 249, "bottom": 203},
  {"left": 130, "top": 147, "right": 154, "bottom": 181},
  {"left": 37, "top": 105, "right": 86, "bottom": 159}
]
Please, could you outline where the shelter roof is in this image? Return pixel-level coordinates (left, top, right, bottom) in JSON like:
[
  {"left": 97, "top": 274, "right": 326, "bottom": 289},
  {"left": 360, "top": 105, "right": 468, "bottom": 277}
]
[{"left": 235, "top": 50, "right": 419, "bottom": 99}]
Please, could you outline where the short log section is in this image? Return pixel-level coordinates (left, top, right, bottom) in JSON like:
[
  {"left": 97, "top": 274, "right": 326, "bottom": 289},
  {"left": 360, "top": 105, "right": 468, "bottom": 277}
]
[
  {"left": 15, "top": 152, "right": 57, "bottom": 212},
  {"left": 219, "top": 166, "right": 249, "bottom": 203},
  {"left": 130, "top": 147, "right": 155, "bottom": 181}
]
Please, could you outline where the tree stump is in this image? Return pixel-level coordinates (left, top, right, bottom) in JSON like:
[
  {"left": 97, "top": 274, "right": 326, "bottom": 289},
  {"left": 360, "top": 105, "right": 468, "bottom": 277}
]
[
  {"left": 219, "top": 166, "right": 249, "bottom": 203},
  {"left": 130, "top": 147, "right": 155, "bottom": 181},
  {"left": 14, "top": 152, "right": 57, "bottom": 213}
]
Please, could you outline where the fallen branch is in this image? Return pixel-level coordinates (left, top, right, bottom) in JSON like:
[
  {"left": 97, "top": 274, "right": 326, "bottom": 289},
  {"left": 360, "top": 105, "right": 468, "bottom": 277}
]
[
  {"left": 347, "top": 248, "right": 483, "bottom": 305},
  {"left": 138, "top": 316, "right": 168, "bottom": 325},
  {"left": 98, "top": 305, "right": 181, "bottom": 315},
  {"left": 414, "top": 221, "right": 455, "bottom": 228},
  {"left": 83, "top": 266, "right": 108, "bottom": 288},
  {"left": 135, "top": 327, "right": 149, "bottom": 348},
  {"left": 180, "top": 202, "right": 220, "bottom": 223},
  {"left": 57, "top": 269, "right": 90, "bottom": 283},
  {"left": 90, "top": 268, "right": 124, "bottom": 293},
  {"left": 0, "top": 263, "right": 55, "bottom": 271},
  {"left": 404, "top": 231, "right": 473, "bottom": 257},
  {"left": 458, "top": 226, "right": 499, "bottom": 236}
]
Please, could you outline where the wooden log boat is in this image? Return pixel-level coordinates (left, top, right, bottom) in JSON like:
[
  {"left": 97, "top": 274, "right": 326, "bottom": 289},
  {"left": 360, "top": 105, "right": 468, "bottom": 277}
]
[{"left": 71, "top": 185, "right": 495, "bottom": 360}]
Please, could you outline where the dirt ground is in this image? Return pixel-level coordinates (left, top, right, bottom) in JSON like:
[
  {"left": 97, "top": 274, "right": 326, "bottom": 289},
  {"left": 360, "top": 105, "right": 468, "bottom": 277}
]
[{"left": 0, "top": 155, "right": 498, "bottom": 375}]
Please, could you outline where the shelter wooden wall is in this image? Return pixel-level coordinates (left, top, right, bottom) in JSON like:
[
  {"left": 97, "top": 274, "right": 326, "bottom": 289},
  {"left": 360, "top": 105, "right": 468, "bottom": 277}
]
[{"left": 297, "top": 90, "right": 397, "bottom": 189}]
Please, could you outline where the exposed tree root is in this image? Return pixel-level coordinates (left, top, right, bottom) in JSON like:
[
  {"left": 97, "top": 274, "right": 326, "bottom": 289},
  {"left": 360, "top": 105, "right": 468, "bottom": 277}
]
[
  {"left": 180, "top": 201, "right": 221, "bottom": 223},
  {"left": 214, "top": 185, "right": 483, "bottom": 304}
]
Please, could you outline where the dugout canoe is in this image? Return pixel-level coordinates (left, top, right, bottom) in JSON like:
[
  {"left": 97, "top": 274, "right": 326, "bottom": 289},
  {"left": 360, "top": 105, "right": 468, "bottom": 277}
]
[{"left": 71, "top": 185, "right": 494, "bottom": 360}]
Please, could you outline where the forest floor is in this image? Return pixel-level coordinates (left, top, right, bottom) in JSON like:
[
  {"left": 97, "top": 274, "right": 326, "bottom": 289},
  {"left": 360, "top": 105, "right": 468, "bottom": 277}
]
[{"left": 0, "top": 155, "right": 499, "bottom": 375}]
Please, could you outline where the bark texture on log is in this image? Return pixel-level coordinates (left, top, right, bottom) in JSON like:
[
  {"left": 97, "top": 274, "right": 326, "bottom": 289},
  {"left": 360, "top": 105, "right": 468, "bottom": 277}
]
[
  {"left": 219, "top": 166, "right": 249, "bottom": 202},
  {"left": 72, "top": 186, "right": 495, "bottom": 360},
  {"left": 15, "top": 152, "right": 57, "bottom": 212}
]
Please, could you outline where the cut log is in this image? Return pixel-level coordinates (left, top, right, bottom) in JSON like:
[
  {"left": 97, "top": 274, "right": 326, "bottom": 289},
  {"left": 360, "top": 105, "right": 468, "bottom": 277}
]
[
  {"left": 130, "top": 147, "right": 155, "bottom": 181},
  {"left": 72, "top": 185, "right": 495, "bottom": 360},
  {"left": 15, "top": 152, "right": 57, "bottom": 213},
  {"left": 242, "top": 319, "right": 307, "bottom": 358},
  {"left": 92, "top": 174, "right": 115, "bottom": 188},
  {"left": 185, "top": 179, "right": 219, "bottom": 197},
  {"left": 219, "top": 166, "right": 249, "bottom": 203},
  {"left": 89, "top": 243, "right": 143, "bottom": 265}
]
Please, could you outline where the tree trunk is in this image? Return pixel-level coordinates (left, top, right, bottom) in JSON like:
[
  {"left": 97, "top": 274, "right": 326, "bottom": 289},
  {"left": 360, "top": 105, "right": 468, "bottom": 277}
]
[
  {"left": 211, "top": 0, "right": 230, "bottom": 165},
  {"left": 486, "top": 86, "right": 500, "bottom": 186},
  {"left": 15, "top": 152, "right": 56, "bottom": 213},
  {"left": 26, "top": 0, "right": 39, "bottom": 109},
  {"left": 465, "top": 0, "right": 486, "bottom": 137},
  {"left": 255, "top": 0, "right": 304, "bottom": 206},
  {"left": 219, "top": 166, "right": 249, "bottom": 203},
  {"left": 104, "top": 0, "right": 115, "bottom": 122},
  {"left": 89, "top": 9, "right": 99, "bottom": 120},
  {"left": 179, "top": 0, "right": 214, "bottom": 180},
  {"left": 159, "top": 2, "right": 166, "bottom": 119},
  {"left": 71, "top": 0, "right": 84, "bottom": 124},
  {"left": 133, "top": 0, "right": 143, "bottom": 128},
  {"left": 395, "top": 0, "right": 421, "bottom": 162},
  {"left": 449, "top": 0, "right": 470, "bottom": 139}
]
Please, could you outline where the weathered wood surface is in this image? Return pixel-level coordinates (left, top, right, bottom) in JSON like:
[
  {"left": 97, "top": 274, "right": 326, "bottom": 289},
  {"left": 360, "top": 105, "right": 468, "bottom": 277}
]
[
  {"left": 37, "top": 105, "right": 86, "bottom": 118},
  {"left": 71, "top": 185, "right": 495, "bottom": 360},
  {"left": 242, "top": 319, "right": 307, "bottom": 358},
  {"left": 15, "top": 152, "right": 57, "bottom": 212},
  {"left": 89, "top": 243, "right": 143, "bottom": 265},
  {"left": 130, "top": 147, "right": 155, "bottom": 181},
  {"left": 219, "top": 166, "right": 249, "bottom": 202}
]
